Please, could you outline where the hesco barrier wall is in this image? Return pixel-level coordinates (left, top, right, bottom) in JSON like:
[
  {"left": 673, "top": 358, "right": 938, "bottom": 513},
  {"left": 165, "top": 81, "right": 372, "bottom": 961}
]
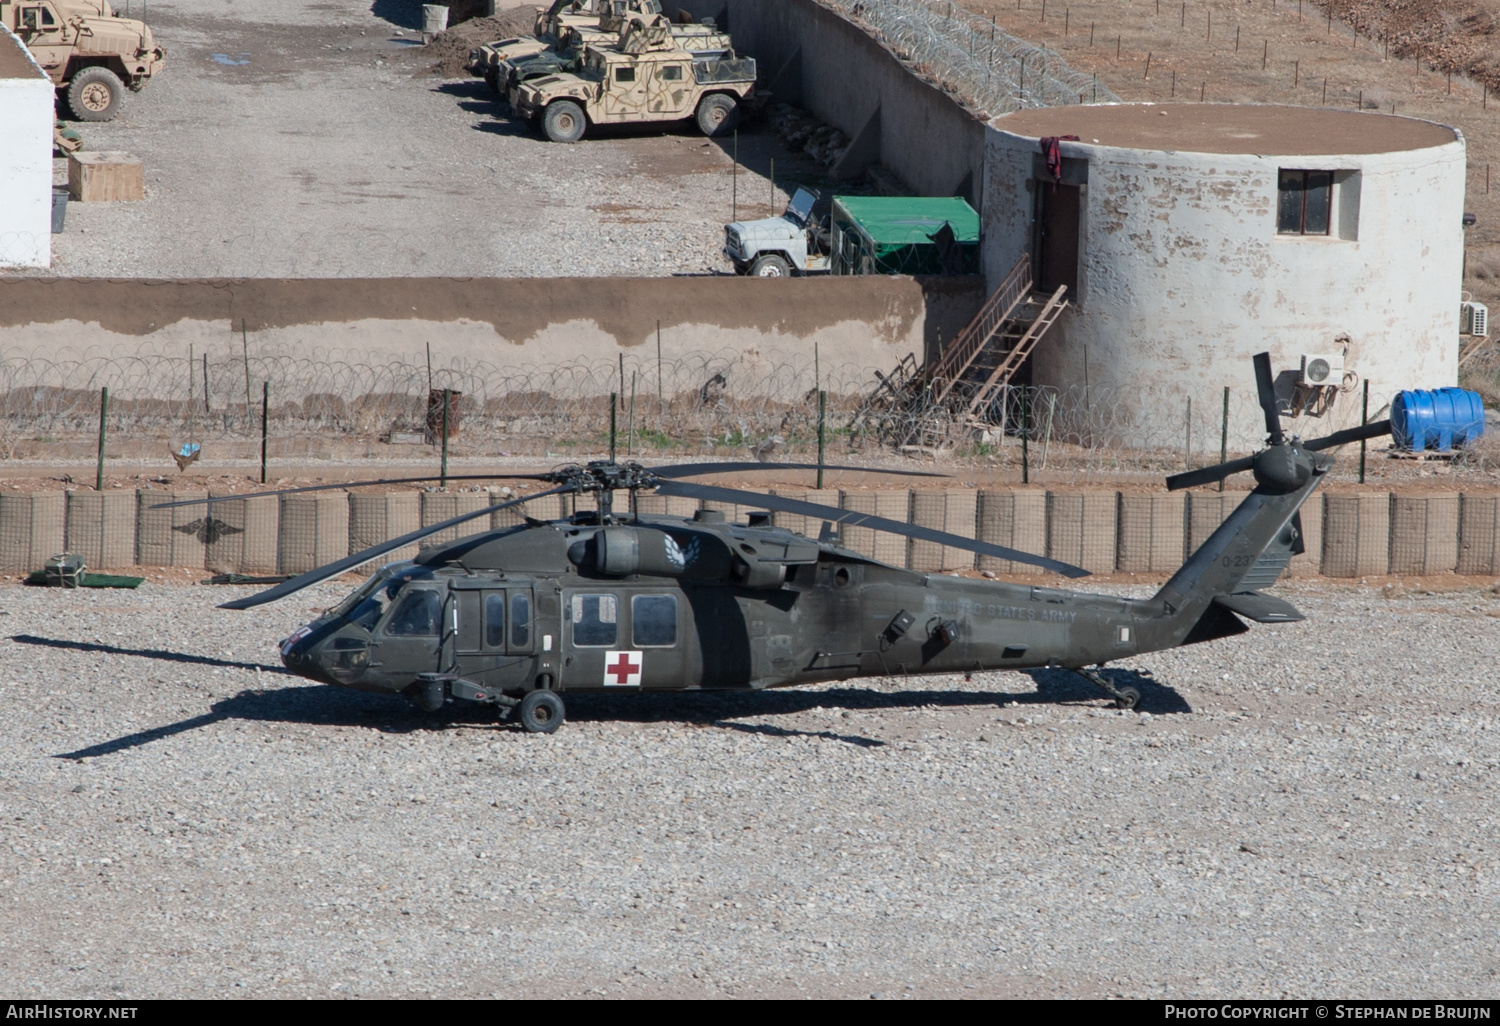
[{"left": 0, "top": 488, "right": 1495, "bottom": 579}]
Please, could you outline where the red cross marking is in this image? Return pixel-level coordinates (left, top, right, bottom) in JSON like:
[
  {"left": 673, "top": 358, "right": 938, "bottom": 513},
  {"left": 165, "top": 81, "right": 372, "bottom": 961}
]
[{"left": 607, "top": 652, "right": 640, "bottom": 685}]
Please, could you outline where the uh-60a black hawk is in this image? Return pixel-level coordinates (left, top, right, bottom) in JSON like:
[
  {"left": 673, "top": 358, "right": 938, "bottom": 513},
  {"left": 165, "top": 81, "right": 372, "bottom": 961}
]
[{"left": 162, "top": 354, "right": 1390, "bottom": 733}]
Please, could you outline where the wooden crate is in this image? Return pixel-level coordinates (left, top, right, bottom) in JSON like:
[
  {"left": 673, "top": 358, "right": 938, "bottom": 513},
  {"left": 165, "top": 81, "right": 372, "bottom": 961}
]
[{"left": 67, "top": 151, "right": 144, "bottom": 202}]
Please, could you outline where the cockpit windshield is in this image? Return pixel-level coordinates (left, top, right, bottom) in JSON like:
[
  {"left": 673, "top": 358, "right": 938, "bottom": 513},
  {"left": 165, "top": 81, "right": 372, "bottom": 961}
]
[{"left": 332, "top": 565, "right": 435, "bottom": 631}]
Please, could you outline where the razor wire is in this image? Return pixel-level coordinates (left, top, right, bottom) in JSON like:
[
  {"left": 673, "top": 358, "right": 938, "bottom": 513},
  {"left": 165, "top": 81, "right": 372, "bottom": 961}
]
[
  {"left": 0, "top": 345, "right": 1494, "bottom": 482},
  {"left": 827, "top": 0, "right": 1119, "bottom": 114}
]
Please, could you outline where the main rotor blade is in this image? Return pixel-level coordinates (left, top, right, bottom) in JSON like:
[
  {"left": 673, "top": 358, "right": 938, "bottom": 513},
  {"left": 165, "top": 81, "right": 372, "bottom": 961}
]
[
  {"left": 148, "top": 473, "right": 553, "bottom": 510},
  {"left": 1165, "top": 455, "right": 1257, "bottom": 492},
  {"left": 1253, "top": 351, "right": 1284, "bottom": 445},
  {"left": 217, "top": 485, "right": 571, "bottom": 611},
  {"left": 1303, "top": 419, "right": 1392, "bottom": 451},
  {"left": 654, "top": 480, "right": 1091, "bottom": 579},
  {"left": 649, "top": 461, "right": 947, "bottom": 480}
]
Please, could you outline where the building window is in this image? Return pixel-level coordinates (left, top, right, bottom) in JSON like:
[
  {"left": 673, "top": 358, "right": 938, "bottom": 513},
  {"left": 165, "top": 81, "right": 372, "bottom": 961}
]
[{"left": 1278, "top": 170, "right": 1333, "bottom": 235}]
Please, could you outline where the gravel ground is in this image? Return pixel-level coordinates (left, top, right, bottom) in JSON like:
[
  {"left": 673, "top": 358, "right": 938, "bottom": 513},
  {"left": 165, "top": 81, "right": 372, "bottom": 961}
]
[
  {"left": 0, "top": 577, "right": 1496, "bottom": 998},
  {"left": 29, "top": 0, "right": 814, "bottom": 279}
]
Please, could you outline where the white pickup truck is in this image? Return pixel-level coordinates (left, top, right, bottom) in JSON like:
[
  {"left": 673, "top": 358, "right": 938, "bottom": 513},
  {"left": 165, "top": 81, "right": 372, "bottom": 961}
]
[{"left": 723, "top": 188, "right": 832, "bottom": 277}]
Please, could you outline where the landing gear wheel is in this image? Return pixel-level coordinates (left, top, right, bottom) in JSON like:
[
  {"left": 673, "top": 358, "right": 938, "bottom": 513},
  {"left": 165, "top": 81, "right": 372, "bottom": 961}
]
[
  {"left": 749, "top": 254, "right": 791, "bottom": 277},
  {"left": 67, "top": 67, "right": 124, "bottom": 122},
  {"left": 1113, "top": 686, "right": 1141, "bottom": 712},
  {"left": 518, "top": 690, "right": 564, "bottom": 733},
  {"left": 695, "top": 93, "right": 739, "bottom": 137},
  {"left": 543, "top": 100, "right": 586, "bottom": 143}
]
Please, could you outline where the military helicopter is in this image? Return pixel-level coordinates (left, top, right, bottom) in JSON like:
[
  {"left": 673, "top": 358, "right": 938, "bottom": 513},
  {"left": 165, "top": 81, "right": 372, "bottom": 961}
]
[{"left": 160, "top": 353, "right": 1389, "bottom": 733}]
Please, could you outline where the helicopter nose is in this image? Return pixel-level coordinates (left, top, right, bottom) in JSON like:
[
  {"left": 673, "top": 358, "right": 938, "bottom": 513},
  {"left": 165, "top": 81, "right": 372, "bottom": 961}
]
[{"left": 280, "top": 626, "right": 313, "bottom": 666}]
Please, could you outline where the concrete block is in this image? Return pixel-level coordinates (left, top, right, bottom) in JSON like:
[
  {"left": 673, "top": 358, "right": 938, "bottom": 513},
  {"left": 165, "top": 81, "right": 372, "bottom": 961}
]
[
  {"left": 65, "top": 490, "right": 136, "bottom": 569},
  {"left": 0, "top": 493, "right": 65, "bottom": 572},
  {"left": 1457, "top": 494, "right": 1500, "bottom": 575},
  {"left": 67, "top": 151, "right": 144, "bottom": 202},
  {"left": 909, "top": 489, "right": 978, "bottom": 572},
  {"left": 419, "top": 490, "right": 490, "bottom": 547},
  {"left": 204, "top": 492, "right": 280, "bottom": 574},
  {"left": 136, "top": 490, "right": 207, "bottom": 568},
  {"left": 279, "top": 492, "right": 349, "bottom": 574},
  {"left": 1047, "top": 491, "right": 1117, "bottom": 575},
  {"left": 349, "top": 492, "right": 419, "bottom": 564},
  {"left": 1116, "top": 492, "right": 1186, "bottom": 573},
  {"left": 633, "top": 493, "right": 698, "bottom": 518},
  {"left": 1187, "top": 491, "right": 1250, "bottom": 552},
  {"left": 1321, "top": 493, "right": 1390, "bottom": 578},
  {"left": 840, "top": 489, "right": 910, "bottom": 566},
  {"left": 1389, "top": 492, "right": 1459, "bottom": 576},
  {"left": 975, "top": 488, "right": 1047, "bottom": 574}
]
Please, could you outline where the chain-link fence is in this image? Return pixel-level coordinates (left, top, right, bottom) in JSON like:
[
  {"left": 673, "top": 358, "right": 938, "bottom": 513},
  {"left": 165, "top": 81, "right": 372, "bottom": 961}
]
[{"left": 830, "top": 0, "right": 1120, "bottom": 114}]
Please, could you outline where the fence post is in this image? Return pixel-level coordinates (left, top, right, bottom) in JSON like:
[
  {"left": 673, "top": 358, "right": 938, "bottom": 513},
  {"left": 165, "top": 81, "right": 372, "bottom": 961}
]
[
  {"left": 260, "top": 380, "right": 269, "bottom": 485},
  {"left": 1219, "top": 386, "right": 1229, "bottom": 492},
  {"left": 1184, "top": 395, "right": 1192, "bottom": 469},
  {"left": 1021, "top": 386, "right": 1030, "bottom": 485},
  {"left": 656, "top": 319, "right": 664, "bottom": 435},
  {"left": 440, "top": 387, "right": 451, "bottom": 489},
  {"left": 1360, "top": 379, "right": 1369, "bottom": 484},
  {"left": 95, "top": 386, "right": 108, "bottom": 492},
  {"left": 628, "top": 371, "right": 637, "bottom": 459},
  {"left": 818, "top": 389, "right": 827, "bottom": 489},
  {"left": 242, "top": 318, "right": 252, "bottom": 430},
  {"left": 610, "top": 391, "right": 618, "bottom": 462}
]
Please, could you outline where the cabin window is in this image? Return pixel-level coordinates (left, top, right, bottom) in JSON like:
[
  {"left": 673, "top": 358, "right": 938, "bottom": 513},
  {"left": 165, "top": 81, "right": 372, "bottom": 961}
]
[
  {"left": 1277, "top": 170, "right": 1332, "bottom": 235},
  {"left": 571, "top": 593, "right": 618, "bottom": 647},
  {"left": 510, "top": 593, "right": 531, "bottom": 649},
  {"left": 484, "top": 593, "right": 505, "bottom": 648},
  {"left": 632, "top": 594, "right": 677, "bottom": 647},
  {"left": 661, "top": 64, "right": 684, "bottom": 81},
  {"left": 384, "top": 590, "right": 441, "bottom": 636},
  {"left": 615, "top": 66, "right": 635, "bottom": 84}
]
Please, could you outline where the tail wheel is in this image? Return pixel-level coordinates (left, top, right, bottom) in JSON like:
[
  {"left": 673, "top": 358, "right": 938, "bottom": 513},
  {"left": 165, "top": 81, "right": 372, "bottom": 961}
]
[
  {"left": 518, "top": 690, "right": 565, "bottom": 733},
  {"left": 543, "top": 100, "right": 586, "bottom": 143},
  {"left": 695, "top": 93, "right": 739, "bottom": 137},
  {"left": 67, "top": 67, "right": 124, "bottom": 122}
]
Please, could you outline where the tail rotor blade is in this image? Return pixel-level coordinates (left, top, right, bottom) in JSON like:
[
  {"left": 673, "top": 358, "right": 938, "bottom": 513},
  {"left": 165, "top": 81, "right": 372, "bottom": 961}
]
[
  {"left": 1165, "top": 455, "right": 1256, "bottom": 492},
  {"left": 1304, "top": 419, "right": 1392, "bottom": 452},
  {"left": 217, "top": 485, "right": 571, "bottom": 610},
  {"left": 654, "top": 480, "right": 1090, "bottom": 579},
  {"left": 1253, "top": 351, "right": 1284, "bottom": 445}
]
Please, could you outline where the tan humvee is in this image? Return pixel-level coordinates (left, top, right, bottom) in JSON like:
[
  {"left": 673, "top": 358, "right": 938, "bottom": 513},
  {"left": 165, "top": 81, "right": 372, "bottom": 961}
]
[
  {"left": 0, "top": 0, "right": 164, "bottom": 121},
  {"left": 467, "top": 0, "right": 659, "bottom": 96},
  {"left": 511, "top": 14, "right": 756, "bottom": 143}
]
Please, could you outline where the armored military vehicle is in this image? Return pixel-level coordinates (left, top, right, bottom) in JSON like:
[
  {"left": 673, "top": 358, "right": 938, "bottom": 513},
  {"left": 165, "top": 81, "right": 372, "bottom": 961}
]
[
  {"left": 468, "top": 0, "right": 660, "bottom": 96},
  {"left": 499, "top": 17, "right": 732, "bottom": 109},
  {"left": 1, "top": 0, "right": 164, "bottom": 121},
  {"left": 512, "top": 14, "right": 756, "bottom": 143}
]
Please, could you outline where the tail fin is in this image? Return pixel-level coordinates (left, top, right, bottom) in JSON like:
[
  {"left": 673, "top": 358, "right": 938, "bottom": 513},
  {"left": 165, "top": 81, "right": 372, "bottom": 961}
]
[{"left": 1136, "top": 467, "right": 1322, "bottom": 652}]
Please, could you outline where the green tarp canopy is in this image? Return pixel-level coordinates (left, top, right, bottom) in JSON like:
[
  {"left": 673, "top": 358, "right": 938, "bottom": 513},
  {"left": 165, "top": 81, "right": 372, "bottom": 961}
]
[{"left": 830, "top": 196, "right": 980, "bottom": 276}]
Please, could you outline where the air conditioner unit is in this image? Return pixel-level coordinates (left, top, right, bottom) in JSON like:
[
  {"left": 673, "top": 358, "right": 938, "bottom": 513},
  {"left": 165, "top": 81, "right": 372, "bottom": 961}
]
[
  {"left": 1300, "top": 353, "right": 1344, "bottom": 387},
  {"left": 1462, "top": 300, "right": 1489, "bottom": 337}
]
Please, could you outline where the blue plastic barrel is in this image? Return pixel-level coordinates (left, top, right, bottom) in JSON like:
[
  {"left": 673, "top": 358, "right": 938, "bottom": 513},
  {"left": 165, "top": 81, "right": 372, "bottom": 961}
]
[{"left": 1390, "top": 388, "right": 1486, "bottom": 452}]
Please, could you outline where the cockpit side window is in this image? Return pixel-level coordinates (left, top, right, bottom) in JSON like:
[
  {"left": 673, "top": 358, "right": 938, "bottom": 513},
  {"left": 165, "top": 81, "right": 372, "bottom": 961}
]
[{"left": 384, "top": 590, "right": 442, "bottom": 636}]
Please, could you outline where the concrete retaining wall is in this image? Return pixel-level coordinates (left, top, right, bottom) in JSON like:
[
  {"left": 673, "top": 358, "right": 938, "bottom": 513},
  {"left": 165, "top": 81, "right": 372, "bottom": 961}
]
[
  {"left": 676, "top": 0, "right": 988, "bottom": 206},
  {"left": 0, "top": 275, "right": 984, "bottom": 393},
  {"left": 6, "top": 487, "right": 1494, "bottom": 582}
]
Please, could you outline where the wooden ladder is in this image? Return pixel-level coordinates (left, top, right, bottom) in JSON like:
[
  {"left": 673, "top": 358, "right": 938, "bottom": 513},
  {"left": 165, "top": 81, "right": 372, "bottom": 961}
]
[
  {"left": 925, "top": 254, "right": 1032, "bottom": 405},
  {"left": 962, "top": 284, "right": 1069, "bottom": 418}
]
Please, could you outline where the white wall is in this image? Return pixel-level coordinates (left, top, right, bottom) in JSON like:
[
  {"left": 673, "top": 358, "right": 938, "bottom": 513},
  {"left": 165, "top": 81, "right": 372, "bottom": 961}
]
[
  {"left": 984, "top": 111, "right": 1467, "bottom": 449},
  {"left": 0, "top": 25, "right": 53, "bottom": 269}
]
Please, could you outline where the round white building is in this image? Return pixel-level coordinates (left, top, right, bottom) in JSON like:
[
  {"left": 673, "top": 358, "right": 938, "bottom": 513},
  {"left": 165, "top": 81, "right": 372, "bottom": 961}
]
[{"left": 983, "top": 103, "right": 1466, "bottom": 448}]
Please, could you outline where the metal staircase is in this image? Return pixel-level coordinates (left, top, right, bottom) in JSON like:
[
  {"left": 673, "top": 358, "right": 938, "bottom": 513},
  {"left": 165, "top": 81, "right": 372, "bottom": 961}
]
[{"left": 849, "top": 253, "right": 1069, "bottom": 452}]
